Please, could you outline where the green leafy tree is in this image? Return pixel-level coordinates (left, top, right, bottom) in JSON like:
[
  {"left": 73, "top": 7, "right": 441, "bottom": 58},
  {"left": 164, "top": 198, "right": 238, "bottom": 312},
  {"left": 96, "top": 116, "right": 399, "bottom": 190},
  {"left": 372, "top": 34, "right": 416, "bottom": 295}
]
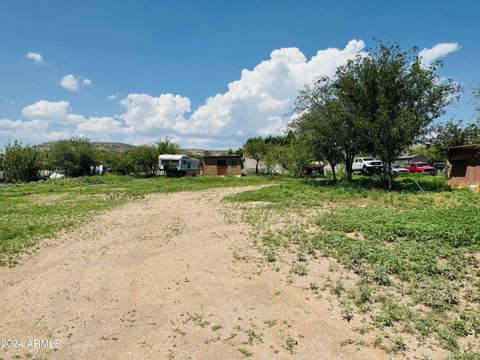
[
  {"left": 47, "top": 137, "right": 95, "bottom": 177},
  {"left": 121, "top": 145, "right": 158, "bottom": 176},
  {"left": 335, "top": 42, "right": 460, "bottom": 189},
  {"left": 430, "top": 120, "right": 480, "bottom": 158},
  {"left": 261, "top": 135, "right": 294, "bottom": 173},
  {"left": 235, "top": 147, "right": 244, "bottom": 157},
  {"left": 294, "top": 77, "right": 367, "bottom": 181},
  {"left": 272, "top": 131, "right": 297, "bottom": 173},
  {"left": 474, "top": 85, "right": 480, "bottom": 121},
  {"left": 93, "top": 149, "right": 123, "bottom": 171},
  {"left": 262, "top": 143, "right": 280, "bottom": 174},
  {"left": 243, "top": 137, "right": 267, "bottom": 174},
  {"left": 291, "top": 93, "right": 344, "bottom": 182},
  {"left": 2, "top": 141, "right": 41, "bottom": 182},
  {"left": 157, "top": 137, "right": 181, "bottom": 155},
  {"left": 279, "top": 137, "right": 313, "bottom": 177}
]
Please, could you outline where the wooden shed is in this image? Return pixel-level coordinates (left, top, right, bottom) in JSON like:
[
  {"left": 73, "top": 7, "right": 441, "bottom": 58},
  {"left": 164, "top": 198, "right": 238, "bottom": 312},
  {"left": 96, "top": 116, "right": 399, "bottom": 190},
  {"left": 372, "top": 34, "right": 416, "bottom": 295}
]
[
  {"left": 202, "top": 155, "right": 242, "bottom": 176},
  {"left": 448, "top": 145, "right": 480, "bottom": 188}
]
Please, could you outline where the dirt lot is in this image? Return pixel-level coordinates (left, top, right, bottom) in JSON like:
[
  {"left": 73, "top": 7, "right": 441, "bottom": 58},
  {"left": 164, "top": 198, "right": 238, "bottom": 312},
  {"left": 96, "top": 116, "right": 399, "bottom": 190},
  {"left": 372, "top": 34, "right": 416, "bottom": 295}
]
[{"left": 0, "top": 187, "right": 390, "bottom": 360}]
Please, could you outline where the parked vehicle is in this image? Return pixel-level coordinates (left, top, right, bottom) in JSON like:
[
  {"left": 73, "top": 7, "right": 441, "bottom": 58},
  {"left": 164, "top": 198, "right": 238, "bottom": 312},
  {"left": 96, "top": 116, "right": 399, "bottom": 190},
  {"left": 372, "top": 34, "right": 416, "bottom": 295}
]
[
  {"left": 90, "top": 164, "right": 107, "bottom": 175},
  {"left": 433, "top": 162, "right": 446, "bottom": 171},
  {"left": 402, "top": 162, "right": 437, "bottom": 175},
  {"left": 391, "top": 164, "right": 409, "bottom": 173},
  {"left": 352, "top": 157, "right": 383, "bottom": 175},
  {"left": 50, "top": 172, "right": 65, "bottom": 179},
  {"left": 159, "top": 154, "right": 200, "bottom": 177}
]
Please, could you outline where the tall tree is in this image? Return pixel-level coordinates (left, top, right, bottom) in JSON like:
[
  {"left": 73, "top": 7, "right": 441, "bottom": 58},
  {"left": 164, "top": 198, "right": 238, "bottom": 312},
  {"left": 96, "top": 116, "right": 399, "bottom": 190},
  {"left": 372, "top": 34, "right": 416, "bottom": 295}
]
[
  {"left": 283, "top": 137, "right": 314, "bottom": 178},
  {"left": 47, "top": 137, "right": 95, "bottom": 177},
  {"left": 291, "top": 86, "right": 344, "bottom": 182},
  {"left": 243, "top": 137, "right": 267, "bottom": 174},
  {"left": 295, "top": 77, "right": 367, "bottom": 181},
  {"left": 122, "top": 145, "right": 159, "bottom": 176},
  {"left": 93, "top": 149, "right": 123, "bottom": 172},
  {"left": 157, "top": 137, "right": 181, "bottom": 155},
  {"left": 262, "top": 143, "right": 281, "bottom": 174},
  {"left": 474, "top": 85, "right": 480, "bottom": 121},
  {"left": 335, "top": 43, "right": 460, "bottom": 189},
  {"left": 430, "top": 120, "right": 480, "bottom": 158},
  {"left": 2, "top": 141, "right": 40, "bottom": 182}
]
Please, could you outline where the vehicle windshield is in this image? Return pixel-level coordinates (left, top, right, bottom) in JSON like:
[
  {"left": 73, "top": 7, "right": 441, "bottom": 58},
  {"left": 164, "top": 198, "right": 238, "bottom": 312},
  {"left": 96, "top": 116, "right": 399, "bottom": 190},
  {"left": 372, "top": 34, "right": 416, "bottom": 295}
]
[
  {"left": 392, "top": 164, "right": 400, "bottom": 168},
  {"left": 363, "top": 157, "right": 375, "bottom": 161},
  {"left": 415, "top": 163, "right": 428, "bottom": 167}
]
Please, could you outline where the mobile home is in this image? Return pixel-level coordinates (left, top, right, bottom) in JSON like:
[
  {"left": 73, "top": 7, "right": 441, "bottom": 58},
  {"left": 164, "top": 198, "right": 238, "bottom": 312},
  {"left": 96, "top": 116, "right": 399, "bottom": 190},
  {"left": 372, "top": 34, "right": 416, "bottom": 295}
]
[{"left": 159, "top": 154, "right": 200, "bottom": 177}]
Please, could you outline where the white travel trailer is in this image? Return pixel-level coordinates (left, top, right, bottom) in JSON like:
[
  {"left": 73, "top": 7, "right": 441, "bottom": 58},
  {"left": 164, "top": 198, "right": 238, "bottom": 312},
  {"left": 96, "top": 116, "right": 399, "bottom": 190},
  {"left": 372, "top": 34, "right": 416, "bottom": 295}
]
[{"left": 159, "top": 154, "right": 200, "bottom": 177}]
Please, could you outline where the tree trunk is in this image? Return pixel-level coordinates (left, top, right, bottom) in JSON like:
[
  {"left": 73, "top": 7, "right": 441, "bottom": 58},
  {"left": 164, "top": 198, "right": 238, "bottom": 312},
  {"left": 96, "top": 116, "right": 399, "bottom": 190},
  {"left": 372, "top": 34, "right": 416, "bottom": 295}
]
[
  {"left": 386, "top": 161, "right": 393, "bottom": 190},
  {"left": 344, "top": 152, "right": 354, "bottom": 182},
  {"left": 255, "top": 159, "right": 259, "bottom": 174},
  {"left": 328, "top": 160, "right": 337, "bottom": 183}
]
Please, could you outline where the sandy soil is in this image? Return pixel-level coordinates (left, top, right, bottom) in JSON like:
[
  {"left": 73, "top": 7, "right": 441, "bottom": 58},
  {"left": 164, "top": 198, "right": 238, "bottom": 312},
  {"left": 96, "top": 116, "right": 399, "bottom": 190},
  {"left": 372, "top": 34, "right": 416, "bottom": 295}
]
[{"left": 0, "top": 187, "right": 391, "bottom": 360}]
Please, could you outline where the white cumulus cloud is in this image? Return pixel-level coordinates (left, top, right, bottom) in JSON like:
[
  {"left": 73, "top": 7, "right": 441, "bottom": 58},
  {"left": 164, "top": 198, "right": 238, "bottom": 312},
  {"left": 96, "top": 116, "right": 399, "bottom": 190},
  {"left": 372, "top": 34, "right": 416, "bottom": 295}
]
[
  {"left": 0, "top": 118, "right": 47, "bottom": 132},
  {"left": 1, "top": 101, "right": 124, "bottom": 144},
  {"left": 60, "top": 74, "right": 92, "bottom": 92},
  {"left": 60, "top": 74, "right": 80, "bottom": 92},
  {"left": 25, "top": 52, "right": 43, "bottom": 64},
  {"left": 419, "top": 43, "right": 460, "bottom": 66},
  {"left": 119, "top": 39, "right": 366, "bottom": 145},
  {"left": 2, "top": 40, "right": 375, "bottom": 147},
  {"left": 76, "top": 116, "right": 123, "bottom": 135},
  {"left": 0, "top": 118, "right": 62, "bottom": 143},
  {"left": 22, "top": 100, "right": 84, "bottom": 124},
  {"left": 257, "top": 116, "right": 288, "bottom": 136},
  {"left": 120, "top": 93, "right": 191, "bottom": 133}
]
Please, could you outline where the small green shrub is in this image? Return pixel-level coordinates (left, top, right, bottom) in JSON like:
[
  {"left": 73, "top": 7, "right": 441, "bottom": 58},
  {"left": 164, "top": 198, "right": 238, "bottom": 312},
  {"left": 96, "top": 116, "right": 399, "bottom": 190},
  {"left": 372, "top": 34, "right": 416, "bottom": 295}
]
[{"left": 292, "top": 264, "right": 307, "bottom": 276}]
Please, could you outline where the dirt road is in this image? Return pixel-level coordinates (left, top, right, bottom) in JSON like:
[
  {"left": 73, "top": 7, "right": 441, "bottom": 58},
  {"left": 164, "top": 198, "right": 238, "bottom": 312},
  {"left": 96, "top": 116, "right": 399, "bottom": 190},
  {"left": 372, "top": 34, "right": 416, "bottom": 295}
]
[{"left": 0, "top": 187, "right": 389, "bottom": 359}]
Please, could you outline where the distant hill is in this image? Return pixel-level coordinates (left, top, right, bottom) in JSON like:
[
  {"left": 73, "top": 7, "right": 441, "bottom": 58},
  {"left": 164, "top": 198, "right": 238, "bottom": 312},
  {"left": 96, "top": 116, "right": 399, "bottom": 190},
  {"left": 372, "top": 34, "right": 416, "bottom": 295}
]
[
  {"left": 36, "top": 142, "right": 238, "bottom": 156},
  {"left": 36, "top": 141, "right": 136, "bottom": 153}
]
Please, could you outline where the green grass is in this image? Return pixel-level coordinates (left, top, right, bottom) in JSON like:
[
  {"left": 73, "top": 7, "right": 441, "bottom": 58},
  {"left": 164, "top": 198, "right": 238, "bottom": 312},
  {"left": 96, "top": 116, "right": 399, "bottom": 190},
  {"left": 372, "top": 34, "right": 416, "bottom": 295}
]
[
  {"left": 227, "top": 174, "right": 480, "bottom": 357},
  {"left": 0, "top": 174, "right": 274, "bottom": 266}
]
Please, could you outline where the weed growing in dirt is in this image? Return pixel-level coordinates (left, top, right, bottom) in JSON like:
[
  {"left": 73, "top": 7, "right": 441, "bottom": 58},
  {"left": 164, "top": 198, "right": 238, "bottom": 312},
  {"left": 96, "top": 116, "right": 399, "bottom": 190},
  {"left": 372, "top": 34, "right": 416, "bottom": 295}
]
[
  {"left": 244, "top": 329, "right": 263, "bottom": 345},
  {"left": 264, "top": 319, "right": 277, "bottom": 328},
  {"left": 211, "top": 325, "right": 222, "bottom": 331},
  {"left": 228, "top": 175, "right": 480, "bottom": 357},
  {"left": 264, "top": 249, "right": 276, "bottom": 262},
  {"left": 238, "top": 348, "right": 253, "bottom": 357},
  {"left": 340, "top": 301, "right": 354, "bottom": 322},
  {"left": 292, "top": 263, "right": 307, "bottom": 276},
  {"left": 283, "top": 337, "right": 298, "bottom": 354}
]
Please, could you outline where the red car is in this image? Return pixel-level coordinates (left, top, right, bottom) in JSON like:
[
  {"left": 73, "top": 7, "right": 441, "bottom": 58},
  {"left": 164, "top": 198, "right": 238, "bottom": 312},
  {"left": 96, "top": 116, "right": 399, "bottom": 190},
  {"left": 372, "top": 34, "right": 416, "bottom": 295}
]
[{"left": 402, "top": 162, "right": 437, "bottom": 175}]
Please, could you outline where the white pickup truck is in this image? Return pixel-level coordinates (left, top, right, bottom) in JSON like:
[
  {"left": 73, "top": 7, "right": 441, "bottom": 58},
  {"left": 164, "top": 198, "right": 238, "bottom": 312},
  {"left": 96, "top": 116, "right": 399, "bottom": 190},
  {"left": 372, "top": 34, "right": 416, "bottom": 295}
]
[{"left": 352, "top": 157, "right": 383, "bottom": 175}]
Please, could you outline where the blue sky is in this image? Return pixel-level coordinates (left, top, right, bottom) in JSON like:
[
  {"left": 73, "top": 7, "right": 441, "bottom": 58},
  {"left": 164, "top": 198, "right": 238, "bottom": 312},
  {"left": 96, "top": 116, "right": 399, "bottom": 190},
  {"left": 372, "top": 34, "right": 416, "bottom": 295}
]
[{"left": 0, "top": 0, "right": 479, "bottom": 148}]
